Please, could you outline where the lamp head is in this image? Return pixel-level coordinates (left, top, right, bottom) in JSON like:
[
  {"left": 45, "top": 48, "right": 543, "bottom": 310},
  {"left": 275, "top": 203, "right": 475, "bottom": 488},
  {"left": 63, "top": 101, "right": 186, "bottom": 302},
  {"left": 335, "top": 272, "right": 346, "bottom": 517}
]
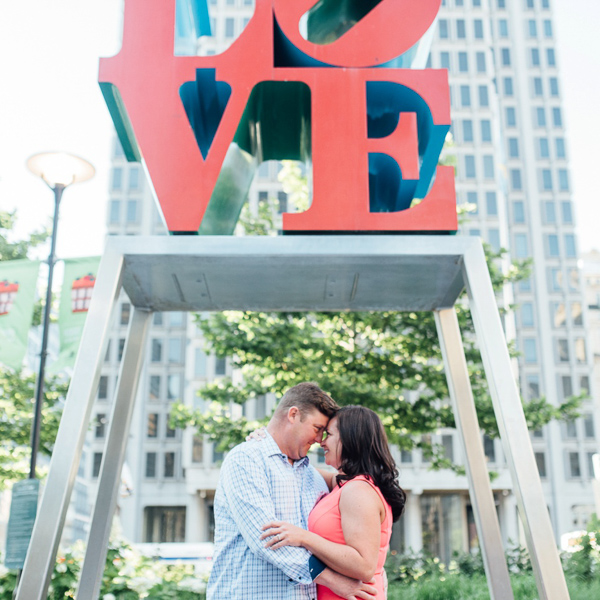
[{"left": 26, "top": 151, "right": 95, "bottom": 189}]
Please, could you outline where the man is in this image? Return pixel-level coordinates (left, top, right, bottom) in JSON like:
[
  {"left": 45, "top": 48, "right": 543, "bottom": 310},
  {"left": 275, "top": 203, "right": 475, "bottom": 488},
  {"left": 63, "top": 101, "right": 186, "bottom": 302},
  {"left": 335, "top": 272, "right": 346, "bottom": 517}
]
[{"left": 207, "top": 382, "right": 377, "bottom": 600}]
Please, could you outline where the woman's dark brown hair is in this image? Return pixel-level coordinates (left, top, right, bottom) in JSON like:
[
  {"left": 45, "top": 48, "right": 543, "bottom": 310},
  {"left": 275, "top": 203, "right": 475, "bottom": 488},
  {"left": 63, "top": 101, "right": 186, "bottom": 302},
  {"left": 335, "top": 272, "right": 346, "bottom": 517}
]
[{"left": 335, "top": 405, "right": 406, "bottom": 521}]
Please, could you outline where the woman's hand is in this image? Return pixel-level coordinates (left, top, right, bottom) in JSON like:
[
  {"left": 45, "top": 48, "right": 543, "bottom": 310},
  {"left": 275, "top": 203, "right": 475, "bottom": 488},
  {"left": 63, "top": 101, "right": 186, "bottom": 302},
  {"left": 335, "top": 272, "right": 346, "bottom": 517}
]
[
  {"left": 245, "top": 427, "right": 267, "bottom": 442},
  {"left": 260, "top": 521, "right": 307, "bottom": 550}
]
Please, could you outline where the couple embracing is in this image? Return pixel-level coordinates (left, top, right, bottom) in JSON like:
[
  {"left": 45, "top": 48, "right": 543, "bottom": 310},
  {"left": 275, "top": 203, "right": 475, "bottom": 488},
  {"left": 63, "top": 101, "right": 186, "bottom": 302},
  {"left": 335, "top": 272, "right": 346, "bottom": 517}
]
[{"left": 207, "top": 382, "right": 406, "bottom": 599}]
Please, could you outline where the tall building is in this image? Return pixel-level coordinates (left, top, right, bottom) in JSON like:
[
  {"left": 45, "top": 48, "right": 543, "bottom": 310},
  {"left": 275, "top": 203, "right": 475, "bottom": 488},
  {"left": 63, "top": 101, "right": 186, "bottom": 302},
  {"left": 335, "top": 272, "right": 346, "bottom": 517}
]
[{"left": 87, "top": 0, "right": 599, "bottom": 564}]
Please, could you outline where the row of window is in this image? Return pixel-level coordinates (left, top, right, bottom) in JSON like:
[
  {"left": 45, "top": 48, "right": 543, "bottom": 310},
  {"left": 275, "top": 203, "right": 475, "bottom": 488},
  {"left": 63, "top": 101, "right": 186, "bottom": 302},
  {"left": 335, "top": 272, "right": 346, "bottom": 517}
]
[
  {"left": 109, "top": 198, "right": 139, "bottom": 226},
  {"left": 519, "top": 301, "right": 583, "bottom": 329},
  {"left": 508, "top": 166, "right": 569, "bottom": 193},
  {"left": 450, "top": 84, "right": 491, "bottom": 110},
  {"left": 511, "top": 232, "right": 577, "bottom": 259},
  {"left": 496, "top": 46, "right": 556, "bottom": 70},
  {"left": 439, "top": 17, "right": 553, "bottom": 42},
  {"left": 463, "top": 190, "right": 499, "bottom": 217},
  {"left": 445, "top": 0, "right": 550, "bottom": 9},
  {"left": 438, "top": 50, "right": 489, "bottom": 73},
  {"left": 98, "top": 372, "right": 183, "bottom": 403},
  {"left": 146, "top": 412, "right": 178, "bottom": 439},
  {"left": 90, "top": 450, "right": 181, "bottom": 480},
  {"left": 111, "top": 166, "right": 143, "bottom": 193},
  {"left": 524, "top": 373, "right": 590, "bottom": 401},
  {"left": 459, "top": 154, "right": 496, "bottom": 180},
  {"left": 507, "top": 136, "right": 566, "bottom": 161},
  {"left": 466, "top": 228, "right": 502, "bottom": 253},
  {"left": 521, "top": 337, "right": 587, "bottom": 364},
  {"left": 534, "top": 450, "right": 597, "bottom": 480},
  {"left": 501, "top": 75, "right": 560, "bottom": 99}
]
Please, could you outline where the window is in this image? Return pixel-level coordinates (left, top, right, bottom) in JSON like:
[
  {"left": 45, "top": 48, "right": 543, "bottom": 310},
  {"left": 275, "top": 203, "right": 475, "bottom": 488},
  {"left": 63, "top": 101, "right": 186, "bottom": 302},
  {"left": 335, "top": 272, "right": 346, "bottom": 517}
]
[
  {"left": 575, "top": 338, "right": 587, "bottom": 363},
  {"left": 483, "top": 156, "right": 495, "bottom": 179},
  {"left": 510, "top": 169, "right": 522, "bottom": 190},
  {"left": 438, "top": 19, "right": 449, "bottom": 39},
  {"left": 458, "top": 52, "right": 468, "bottom": 72},
  {"left": 561, "top": 376, "right": 573, "bottom": 398},
  {"left": 153, "top": 312, "right": 163, "bottom": 326},
  {"left": 225, "top": 18, "right": 235, "bottom": 38},
  {"left": 145, "top": 452, "right": 157, "bottom": 477},
  {"left": 195, "top": 348, "right": 207, "bottom": 377},
  {"left": 151, "top": 339, "right": 162, "bottom": 362},
  {"left": 542, "top": 0, "right": 550, "bottom": 8},
  {"left": 480, "top": 119, "right": 491, "bottom": 141},
  {"left": 98, "top": 375, "right": 108, "bottom": 400},
  {"left": 109, "top": 200, "right": 120, "bottom": 224},
  {"left": 464, "top": 155, "right": 476, "bottom": 178},
  {"left": 549, "top": 77, "right": 559, "bottom": 96},
  {"left": 462, "top": 120, "right": 473, "bottom": 142},
  {"left": 587, "top": 453, "right": 596, "bottom": 479},
  {"left": 104, "top": 341, "right": 111, "bottom": 362},
  {"left": 456, "top": 20, "right": 466, "bottom": 39},
  {"left": 128, "top": 167, "right": 141, "bottom": 191},
  {"left": 580, "top": 376, "right": 590, "bottom": 394},
  {"left": 488, "top": 229, "right": 501, "bottom": 251},
  {"left": 513, "top": 201, "right": 525, "bottom": 223},
  {"left": 147, "top": 413, "right": 159, "bottom": 438},
  {"left": 523, "top": 339, "right": 537, "bottom": 363},
  {"left": 530, "top": 48, "right": 540, "bottom": 66},
  {"left": 144, "top": 507, "right": 186, "bottom": 543},
  {"left": 506, "top": 107, "right": 516, "bottom": 127},
  {"left": 543, "top": 201, "right": 556, "bottom": 224},
  {"left": 548, "top": 268, "right": 562, "bottom": 291},
  {"left": 501, "top": 48, "right": 510, "bottom": 66},
  {"left": 478, "top": 85, "right": 489, "bottom": 107},
  {"left": 508, "top": 138, "right": 519, "bottom": 158},
  {"left": 564, "top": 234, "right": 576, "bottom": 257},
  {"left": 150, "top": 375, "right": 161, "bottom": 401},
  {"left": 92, "top": 453, "right": 103, "bottom": 478},
  {"left": 168, "top": 338, "right": 182, "bottom": 363},
  {"left": 111, "top": 168, "right": 123, "bottom": 191},
  {"left": 498, "top": 19, "right": 508, "bottom": 37},
  {"left": 442, "top": 435, "right": 454, "bottom": 462},
  {"left": 546, "top": 48, "right": 556, "bottom": 66},
  {"left": 535, "top": 452, "right": 547, "bottom": 478},
  {"left": 486, "top": 192, "right": 497, "bottom": 216},
  {"left": 474, "top": 20, "right": 483, "bottom": 39},
  {"left": 440, "top": 52, "right": 450, "bottom": 70},
  {"left": 570, "top": 302, "right": 582, "bottom": 327},
  {"left": 561, "top": 202, "right": 573, "bottom": 224},
  {"left": 169, "top": 311, "right": 185, "bottom": 327},
  {"left": 525, "top": 0, "right": 534, "bottom": 8},
  {"left": 466, "top": 191, "right": 478, "bottom": 214},
  {"left": 120, "top": 302, "right": 130, "bottom": 326},
  {"left": 460, "top": 85, "right": 471, "bottom": 107},
  {"left": 541, "top": 169, "right": 553, "bottom": 191},
  {"left": 192, "top": 436, "right": 204, "bottom": 463},
  {"left": 164, "top": 452, "right": 175, "bottom": 478},
  {"left": 95, "top": 414, "right": 106, "bottom": 438},
  {"left": 533, "top": 77, "right": 543, "bottom": 96},
  {"left": 215, "top": 356, "right": 227, "bottom": 375},
  {"left": 565, "top": 420, "right": 578, "bottom": 439},
  {"left": 555, "top": 138, "right": 566, "bottom": 158},
  {"left": 551, "top": 302, "right": 566, "bottom": 327},
  {"left": 515, "top": 233, "right": 529, "bottom": 258},
  {"left": 497, "top": 0, "right": 505, "bottom": 7},
  {"left": 527, "top": 375, "right": 540, "bottom": 398},
  {"left": 546, "top": 234, "right": 559, "bottom": 257},
  {"left": 543, "top": 20, "right": 553, "bottom": 37},
  {"left": 552, "top": 108, "right": 563, "bottom": 128},
  {"left": 503, "top": 77, "right": 513, "bottom": 96},
  {"left": 558, "top": 169, "right": 569, "bottom": 191},
  {"left": 400, "top": 450, "right": 413, "bottom": 464},
  {"left": 538, "top": 137, "right": 549, "bottom": 158},
  {"left": 473, "top": 0, "right": 481, "bottom": 6},
  {"left": 583, "top": 414, "right": 595, "bottom": 439},
  {"left": 166, "top": 421, "right": 177, "bottom": 439},
  {"left": 528, "top": 19, "right": 537, "bottom": 38},
  {"left": 167, "top": 374, "right": 181, "bottom": 401},
  {"left": 568, "top": 268, "right": 579, "bottom": 291},
  {"left": 277, "top": 191, "right": 288, "bottom": 214},
  {"left": 521, "top": 303, "right": 534, "bottom": 327},
  {"left": 118, "top": 338, "right": 125, "bottom": 361},
  {"left": 568, "top": 452, "right": 581, "bottom": 478},
  {"left": 536, "top": 107, "right": 546, "bottom": 128},
  {"left": 557, "top": 339, "right": 569, "bottom": 362}
]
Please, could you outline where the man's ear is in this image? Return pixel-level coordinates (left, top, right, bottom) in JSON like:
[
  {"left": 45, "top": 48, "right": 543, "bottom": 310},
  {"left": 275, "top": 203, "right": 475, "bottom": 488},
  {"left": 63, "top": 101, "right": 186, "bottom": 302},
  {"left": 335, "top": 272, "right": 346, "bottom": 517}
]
[{"left": 287, "top": 406, "right": 300, "bottom": 423}]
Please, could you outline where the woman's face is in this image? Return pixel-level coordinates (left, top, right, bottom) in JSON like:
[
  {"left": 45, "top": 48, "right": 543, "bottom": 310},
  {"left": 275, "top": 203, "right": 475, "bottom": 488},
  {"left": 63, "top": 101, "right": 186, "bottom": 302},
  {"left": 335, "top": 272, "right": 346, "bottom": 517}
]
[{"left": 321, "top": 417, "right": 342, "bottom": 469}]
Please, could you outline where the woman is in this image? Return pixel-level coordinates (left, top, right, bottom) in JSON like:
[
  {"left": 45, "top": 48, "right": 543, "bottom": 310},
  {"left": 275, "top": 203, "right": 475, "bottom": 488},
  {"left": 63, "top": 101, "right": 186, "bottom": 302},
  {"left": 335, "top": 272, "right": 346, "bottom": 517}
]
[{"left": 260, "top": 406, "right": 406, "bottom": 599}]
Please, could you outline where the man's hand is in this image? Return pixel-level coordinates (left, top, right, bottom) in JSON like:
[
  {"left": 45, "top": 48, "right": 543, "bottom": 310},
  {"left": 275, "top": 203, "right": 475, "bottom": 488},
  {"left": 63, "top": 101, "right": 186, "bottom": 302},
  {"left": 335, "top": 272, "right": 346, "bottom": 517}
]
[{"left": 316, "top": 568, "right": 377, "bottom": 600}]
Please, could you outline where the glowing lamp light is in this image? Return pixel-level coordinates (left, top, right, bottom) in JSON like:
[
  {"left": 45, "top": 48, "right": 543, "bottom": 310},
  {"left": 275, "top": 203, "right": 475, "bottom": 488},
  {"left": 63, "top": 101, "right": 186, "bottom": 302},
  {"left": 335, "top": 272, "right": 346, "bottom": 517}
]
[{"left": 26, "top": 151, "right": 95, "bottom": 188}]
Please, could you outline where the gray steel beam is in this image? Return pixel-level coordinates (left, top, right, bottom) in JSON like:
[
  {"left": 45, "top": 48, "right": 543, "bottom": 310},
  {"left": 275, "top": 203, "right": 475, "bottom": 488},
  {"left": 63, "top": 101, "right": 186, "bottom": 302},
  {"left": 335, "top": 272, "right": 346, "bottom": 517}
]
[
  {"left": 462, "top": 243, "right": 569, "bottom": 599},
  {"left": 435, "top": 308, "right": 514, "bottom": 600},
  {"left": 16, "top": 246, "right": 125, "bottom": 600},
  {"left": 76, "top": 307, "right": 152, "bottom": 600}
]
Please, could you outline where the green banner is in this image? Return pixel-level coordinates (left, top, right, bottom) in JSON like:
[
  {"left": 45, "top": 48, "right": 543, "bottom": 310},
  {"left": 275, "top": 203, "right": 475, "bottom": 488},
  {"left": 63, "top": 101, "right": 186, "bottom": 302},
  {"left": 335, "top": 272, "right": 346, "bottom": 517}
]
[
  {"left": 0, "top": 259, "right": 40, "bottom": 371},
  {"left": 51, "top": 256, "right": 100, "bottom": 372}
]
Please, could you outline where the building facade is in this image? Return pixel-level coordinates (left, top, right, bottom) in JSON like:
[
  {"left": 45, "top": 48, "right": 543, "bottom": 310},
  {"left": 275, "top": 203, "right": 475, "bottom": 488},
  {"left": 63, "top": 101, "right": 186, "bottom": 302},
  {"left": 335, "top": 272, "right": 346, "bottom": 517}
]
[{"left": 82, "top": 0, "right": 599, "bottom": 564}]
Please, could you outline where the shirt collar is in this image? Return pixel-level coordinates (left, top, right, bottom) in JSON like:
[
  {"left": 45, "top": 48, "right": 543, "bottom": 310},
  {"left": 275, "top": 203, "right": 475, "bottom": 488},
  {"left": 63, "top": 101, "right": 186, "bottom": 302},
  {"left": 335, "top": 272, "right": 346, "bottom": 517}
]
[{"left": 260, "top": 430, "right": 310, "bottom": 468}]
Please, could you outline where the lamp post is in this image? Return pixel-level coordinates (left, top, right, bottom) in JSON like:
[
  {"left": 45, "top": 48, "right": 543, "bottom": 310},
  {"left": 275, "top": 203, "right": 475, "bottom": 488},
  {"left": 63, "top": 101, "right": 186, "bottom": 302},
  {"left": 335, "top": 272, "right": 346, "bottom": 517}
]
[{"left": 26, "top": 151, "right": 95, "bottom": 479}]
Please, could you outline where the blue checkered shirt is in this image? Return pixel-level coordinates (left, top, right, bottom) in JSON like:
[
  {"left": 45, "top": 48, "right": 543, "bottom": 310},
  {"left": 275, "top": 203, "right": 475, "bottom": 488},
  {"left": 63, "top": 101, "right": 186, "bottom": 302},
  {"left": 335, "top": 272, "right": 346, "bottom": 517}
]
[{"left": 207, "top": 432, "right": 329, "bottom": 600}]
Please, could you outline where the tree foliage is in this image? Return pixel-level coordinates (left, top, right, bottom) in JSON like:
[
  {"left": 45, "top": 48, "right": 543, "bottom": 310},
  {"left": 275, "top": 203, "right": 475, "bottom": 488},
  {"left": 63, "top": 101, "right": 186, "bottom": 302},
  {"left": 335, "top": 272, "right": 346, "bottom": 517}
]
[
  {"left": 0, "top": 210, "right": 48, "bottom": 262},
  {"left": 171, "top": 162, "right": 583, "bottom": 470}
]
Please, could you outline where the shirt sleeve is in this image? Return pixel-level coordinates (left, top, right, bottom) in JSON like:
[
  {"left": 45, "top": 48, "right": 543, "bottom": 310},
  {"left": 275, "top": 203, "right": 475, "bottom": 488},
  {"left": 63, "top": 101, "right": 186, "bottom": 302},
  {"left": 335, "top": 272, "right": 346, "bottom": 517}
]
[{"left": 220, "top": 449, "right": 314, "bottom": 584}]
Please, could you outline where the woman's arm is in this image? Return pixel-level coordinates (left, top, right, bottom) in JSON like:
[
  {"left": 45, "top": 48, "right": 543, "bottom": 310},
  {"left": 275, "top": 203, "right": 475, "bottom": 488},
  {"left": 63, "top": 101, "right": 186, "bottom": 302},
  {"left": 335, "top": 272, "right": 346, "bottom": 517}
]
[
  {"left": 261, "top": 480, "right": 383, "bottom": 581},
  {"left": 316, "top": 468, "right": 337, "bottom": 491}
]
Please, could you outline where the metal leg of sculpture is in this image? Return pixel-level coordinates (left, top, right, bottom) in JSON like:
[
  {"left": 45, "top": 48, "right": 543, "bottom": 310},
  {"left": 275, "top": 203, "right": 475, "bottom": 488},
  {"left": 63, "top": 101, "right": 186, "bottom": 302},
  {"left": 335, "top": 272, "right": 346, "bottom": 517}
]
[
  {"left": 435, "top": 308, "right": 514, "bottom": 600},
  {"left": 76, "top": 307, "right": 152, "bottom": 600},
  {"left": 16, "top": 246, "right": 125, "bottom": 600},
  {"left": 462, "top": 242, "right": 569, "bottom": 600}
]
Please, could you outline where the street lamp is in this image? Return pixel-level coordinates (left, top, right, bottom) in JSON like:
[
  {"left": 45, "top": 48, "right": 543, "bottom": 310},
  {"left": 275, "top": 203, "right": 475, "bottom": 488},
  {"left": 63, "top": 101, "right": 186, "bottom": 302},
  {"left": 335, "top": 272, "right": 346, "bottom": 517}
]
[{"left": 26, "top": 151, "right": 95, "bottom": 479}]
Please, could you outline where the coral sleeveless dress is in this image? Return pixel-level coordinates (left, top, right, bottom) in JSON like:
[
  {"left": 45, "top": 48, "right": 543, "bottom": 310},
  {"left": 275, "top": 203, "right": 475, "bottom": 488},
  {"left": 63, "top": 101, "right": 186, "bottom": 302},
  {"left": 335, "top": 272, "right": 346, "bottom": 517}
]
[{"left": 307, "top": 475, "right": 392, "bottom": 600}]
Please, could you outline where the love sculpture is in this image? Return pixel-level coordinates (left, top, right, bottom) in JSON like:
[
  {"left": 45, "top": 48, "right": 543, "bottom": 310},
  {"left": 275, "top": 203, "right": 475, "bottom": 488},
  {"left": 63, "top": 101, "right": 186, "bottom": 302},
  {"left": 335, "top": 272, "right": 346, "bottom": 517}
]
[{"left": 99, "top": 0, "right": 456, "bottom": 233}]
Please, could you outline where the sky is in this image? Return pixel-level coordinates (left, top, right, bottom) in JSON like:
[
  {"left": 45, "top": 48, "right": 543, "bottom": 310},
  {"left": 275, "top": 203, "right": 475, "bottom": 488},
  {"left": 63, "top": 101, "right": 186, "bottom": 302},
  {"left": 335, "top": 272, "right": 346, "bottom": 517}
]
[{"left": 0, "top": 0, "right": 599, "bottom": 261}]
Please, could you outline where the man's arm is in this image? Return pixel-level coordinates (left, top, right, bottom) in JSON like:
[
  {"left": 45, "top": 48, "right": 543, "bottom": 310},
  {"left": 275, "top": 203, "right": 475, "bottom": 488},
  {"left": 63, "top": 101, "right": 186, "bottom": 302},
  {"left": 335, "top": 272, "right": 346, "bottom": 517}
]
[
  {"left": 316, "top": 569, "right": 378, "bottom": 600},
  {"left": 219, "top": 449, "right": 313, "bottom": 584}
]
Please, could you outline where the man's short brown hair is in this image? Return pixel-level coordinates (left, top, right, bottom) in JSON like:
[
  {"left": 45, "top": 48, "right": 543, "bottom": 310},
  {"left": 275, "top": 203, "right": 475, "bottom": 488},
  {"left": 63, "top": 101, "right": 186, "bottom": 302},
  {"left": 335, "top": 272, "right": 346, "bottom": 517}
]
[{"left": 274, "top": 382, "right": 339, "bottom": 420}]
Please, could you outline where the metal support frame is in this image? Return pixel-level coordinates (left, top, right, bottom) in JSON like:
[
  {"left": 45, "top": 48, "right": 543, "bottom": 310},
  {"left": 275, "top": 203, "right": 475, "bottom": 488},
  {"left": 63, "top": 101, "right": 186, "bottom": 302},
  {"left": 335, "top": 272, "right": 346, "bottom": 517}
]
[
  {"left": 435, "top": 308, "right": 513, "bottom": 600},
  {"left": 76, "top": 308, "right": 152, "bottom": 599},
  {"left": 16, "top": 236, "right": 569, "bottom": 600}
]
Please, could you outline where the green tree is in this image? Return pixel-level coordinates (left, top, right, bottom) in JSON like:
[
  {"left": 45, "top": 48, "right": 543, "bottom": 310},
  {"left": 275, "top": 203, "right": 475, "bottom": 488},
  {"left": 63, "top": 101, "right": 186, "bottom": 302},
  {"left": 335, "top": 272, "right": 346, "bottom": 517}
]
[
  {"left": 0, "top": 210, "right": 48, "bottom": 262},
  {"left": 171, "top": 163, "right": 583, "bottom": 470}
]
